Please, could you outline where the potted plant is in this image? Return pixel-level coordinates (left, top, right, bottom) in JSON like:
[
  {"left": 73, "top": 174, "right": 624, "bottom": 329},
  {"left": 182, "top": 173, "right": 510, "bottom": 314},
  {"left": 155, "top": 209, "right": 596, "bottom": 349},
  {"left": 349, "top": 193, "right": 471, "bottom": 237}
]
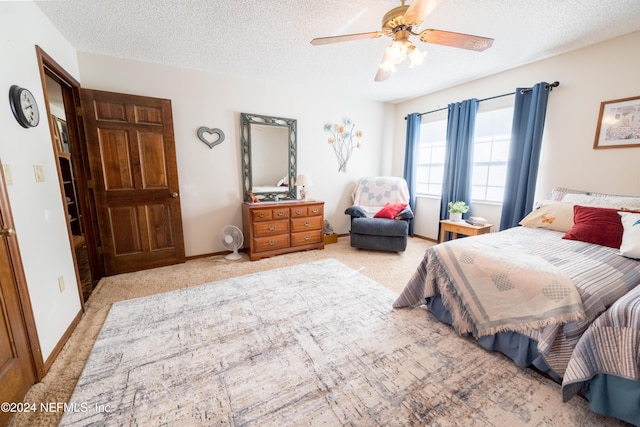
[{"left": 448, "top": 201, "right": 469, "bottom": 222}]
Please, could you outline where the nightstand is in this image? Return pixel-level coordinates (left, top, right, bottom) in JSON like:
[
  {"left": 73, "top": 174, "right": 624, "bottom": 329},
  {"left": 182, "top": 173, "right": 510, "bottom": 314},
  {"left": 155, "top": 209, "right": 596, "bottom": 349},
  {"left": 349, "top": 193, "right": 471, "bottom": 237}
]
[{"left": 439, "top": 219, "right": 492, "bottom": 242}]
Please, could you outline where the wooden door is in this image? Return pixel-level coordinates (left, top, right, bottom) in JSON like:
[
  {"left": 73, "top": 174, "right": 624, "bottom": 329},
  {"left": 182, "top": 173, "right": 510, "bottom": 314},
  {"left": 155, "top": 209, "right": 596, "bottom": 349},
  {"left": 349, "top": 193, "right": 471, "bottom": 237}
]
[
  {"left": 0, "top": 199, "right": 36, "bottom": 427},
  {"left": 80, "top": 89, "right": 185, "bottom": 275}
]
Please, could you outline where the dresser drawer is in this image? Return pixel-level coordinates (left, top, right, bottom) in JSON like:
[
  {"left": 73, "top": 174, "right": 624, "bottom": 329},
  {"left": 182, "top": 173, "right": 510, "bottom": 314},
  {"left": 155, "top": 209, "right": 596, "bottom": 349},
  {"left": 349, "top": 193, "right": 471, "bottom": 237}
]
[
  {"left": 290, "top": 206, "right": 308, "bottom": 218},
  {"left": 291, "top": 216, "right": 323, "bottom": 233},
  {"left": 290, "top": 204, "right": 323, "bottom": 218},
  {"left": 307, "top": 204, "right": 323, "bottom": 217},
  {"left": 253, "top": 234, "right": 290, "bottom": 252},
  {"left": 291, "top": 229, "right": 323, "bottom": 247},
  {"left": 251, "top": 209, "right": 273, "bottom": 222},
  {"left": 272, "top": 207, "right": 290, "bottom": 220},
  {"left": 253, "top": 220, "right": 289, "bottom": 237}
]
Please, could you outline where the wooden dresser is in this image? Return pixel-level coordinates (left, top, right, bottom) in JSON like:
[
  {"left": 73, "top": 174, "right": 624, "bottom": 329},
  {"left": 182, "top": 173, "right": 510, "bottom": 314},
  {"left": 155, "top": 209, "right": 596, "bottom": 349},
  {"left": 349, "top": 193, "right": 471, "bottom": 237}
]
[{"left": 242, "top": 200, "right": 325, "bottom": 261}]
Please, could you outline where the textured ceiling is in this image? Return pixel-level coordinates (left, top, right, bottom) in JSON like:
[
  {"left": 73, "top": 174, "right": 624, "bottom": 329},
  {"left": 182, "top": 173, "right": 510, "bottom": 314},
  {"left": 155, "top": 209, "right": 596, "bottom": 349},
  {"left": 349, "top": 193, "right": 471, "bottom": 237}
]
[{"left": 35, "top": 0, "right": 640, "bottom": 103}]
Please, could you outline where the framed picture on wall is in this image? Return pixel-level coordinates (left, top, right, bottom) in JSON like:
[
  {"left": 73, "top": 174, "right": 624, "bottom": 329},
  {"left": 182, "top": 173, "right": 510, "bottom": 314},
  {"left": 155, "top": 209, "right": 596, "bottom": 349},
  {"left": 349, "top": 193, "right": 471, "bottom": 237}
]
[
  {"left": 55, "top": 117, "right": 70, "bottom": 153},
  {"left": 593, "top": 95, "right": 640, "bottom": 149}
]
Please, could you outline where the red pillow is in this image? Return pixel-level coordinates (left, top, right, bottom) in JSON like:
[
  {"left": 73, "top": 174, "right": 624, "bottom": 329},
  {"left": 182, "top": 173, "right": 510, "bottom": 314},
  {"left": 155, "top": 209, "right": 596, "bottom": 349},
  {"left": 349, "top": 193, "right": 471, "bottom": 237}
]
[
  {"left": 562, "top": 205, "right": 637, "bottom": 248},
  {"left": 374, "top": 203, "right": 408, "bottom": 219}
]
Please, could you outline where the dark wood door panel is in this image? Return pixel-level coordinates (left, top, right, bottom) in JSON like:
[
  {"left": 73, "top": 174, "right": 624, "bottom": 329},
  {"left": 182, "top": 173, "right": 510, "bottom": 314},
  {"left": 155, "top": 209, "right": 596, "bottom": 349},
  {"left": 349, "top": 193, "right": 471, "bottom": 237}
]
[
  {"left": 109, "top": 204, "right": 177, "bottom": 255},
  {"left": 92, "top": 96, "right": 165, "bottom": 126},
  {"left": 145, "top": 204, "right": 175, "bottom": 250},
  {"left": 0, "top": 237, "right": 36, "bottom": 426},
  {"left": 97, "top": 128, "right": 134, "bottom": 190},
  {"left": 0, "top": 296, "right": 16, "bottom": 364},
  {"left": 109, "top": 206, "right": 143, "bottom": 255},
  {"left": 138, "top": 131, "right": 169, "bottom": 189},
  {"left": 81, "top": 89, "right": 184, "bottom": 275}
]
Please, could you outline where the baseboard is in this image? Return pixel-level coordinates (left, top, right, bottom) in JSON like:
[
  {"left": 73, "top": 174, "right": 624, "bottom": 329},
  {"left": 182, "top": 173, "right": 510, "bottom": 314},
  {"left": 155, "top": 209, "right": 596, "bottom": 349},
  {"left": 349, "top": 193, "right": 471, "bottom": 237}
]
[
  {"left": 185, "top": 248, "right": 248, "bottom": 261},
  {"left": 42, "top": 308, "right": 83, "bottom": 375},
  {"left": 412, "top": 234, "right": 436, "bottom": 243}
]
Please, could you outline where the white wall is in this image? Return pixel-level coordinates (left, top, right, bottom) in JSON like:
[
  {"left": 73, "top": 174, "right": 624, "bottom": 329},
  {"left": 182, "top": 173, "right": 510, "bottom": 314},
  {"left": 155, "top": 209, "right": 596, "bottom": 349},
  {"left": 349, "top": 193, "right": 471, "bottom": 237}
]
[
  {"left": 77, "top": 53, "right": 393, "bottom": 256},
  {"left": 0, "top": 3, "right": 82, "bottom": 361},
  {"left": 394, "top": 31, "right": 640, "bottom": 240}
]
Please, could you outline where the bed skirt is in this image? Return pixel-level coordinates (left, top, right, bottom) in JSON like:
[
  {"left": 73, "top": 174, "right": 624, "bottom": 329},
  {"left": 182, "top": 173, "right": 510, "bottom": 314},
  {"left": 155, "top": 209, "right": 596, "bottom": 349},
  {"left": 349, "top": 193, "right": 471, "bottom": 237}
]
[
  {"left": 425, "top": 296, "right": 560, "bottom": 382},
  {"left": 583, "top": 374, "right": 640, "bottom": 426}
]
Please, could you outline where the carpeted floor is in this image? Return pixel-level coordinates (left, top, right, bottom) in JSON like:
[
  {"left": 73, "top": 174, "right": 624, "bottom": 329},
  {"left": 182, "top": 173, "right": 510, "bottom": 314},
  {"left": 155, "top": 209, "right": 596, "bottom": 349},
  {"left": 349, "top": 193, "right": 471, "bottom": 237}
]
[{"left": 7, "top": 237, "right": 626, "bottom": 426}]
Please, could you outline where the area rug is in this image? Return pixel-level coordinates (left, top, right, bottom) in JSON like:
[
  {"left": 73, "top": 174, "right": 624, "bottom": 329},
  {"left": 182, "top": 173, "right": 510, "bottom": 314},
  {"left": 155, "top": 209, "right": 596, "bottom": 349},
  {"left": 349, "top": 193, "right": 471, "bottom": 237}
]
[{"left": 59, "top": 259, "right": 617, "bottom": 426}]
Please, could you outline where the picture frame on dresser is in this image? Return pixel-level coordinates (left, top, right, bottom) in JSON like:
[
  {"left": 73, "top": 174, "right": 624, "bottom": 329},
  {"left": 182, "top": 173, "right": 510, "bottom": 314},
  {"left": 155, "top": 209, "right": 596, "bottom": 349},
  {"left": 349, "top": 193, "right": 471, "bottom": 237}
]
[{"left": 593, "top": 95, "right": 640, "bottom": 149}]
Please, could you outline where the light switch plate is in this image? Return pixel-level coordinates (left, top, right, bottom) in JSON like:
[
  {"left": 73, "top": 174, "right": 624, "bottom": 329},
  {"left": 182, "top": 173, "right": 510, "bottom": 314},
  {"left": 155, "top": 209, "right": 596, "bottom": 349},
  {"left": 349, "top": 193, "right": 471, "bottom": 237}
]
[
  {"left": 33, "top": 165, "right": 45, "bottom": 182},
  {"left": 2, "top": 164, "right": 13, "bottom": 185}
]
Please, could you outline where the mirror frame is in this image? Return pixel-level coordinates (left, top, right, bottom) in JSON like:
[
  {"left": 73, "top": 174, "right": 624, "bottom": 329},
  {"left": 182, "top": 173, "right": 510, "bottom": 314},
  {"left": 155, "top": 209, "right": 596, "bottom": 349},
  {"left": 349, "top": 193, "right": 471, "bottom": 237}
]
[{"left": 240, "top": 112, "right": 297, "bottom": 202}]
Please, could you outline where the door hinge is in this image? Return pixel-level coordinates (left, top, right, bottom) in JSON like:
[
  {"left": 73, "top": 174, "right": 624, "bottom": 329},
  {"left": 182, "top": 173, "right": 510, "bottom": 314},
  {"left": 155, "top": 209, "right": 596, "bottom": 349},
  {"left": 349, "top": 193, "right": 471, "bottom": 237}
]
[
  {"left": 97, "top": 246, "right": 103, "bottom": 255},
  {"left": 76, "top": 106, "right": 83, "bottom": 117},
  {"left": 86, "top": 180, "right": 94, "bottom": 189}
]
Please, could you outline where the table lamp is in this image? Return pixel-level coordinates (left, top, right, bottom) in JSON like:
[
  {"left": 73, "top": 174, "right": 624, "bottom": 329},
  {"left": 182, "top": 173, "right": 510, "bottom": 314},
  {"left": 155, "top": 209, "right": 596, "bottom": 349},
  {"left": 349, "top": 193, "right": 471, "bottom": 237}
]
[{"left": 295, "top": 174, "right": 313, "bottom": 200}]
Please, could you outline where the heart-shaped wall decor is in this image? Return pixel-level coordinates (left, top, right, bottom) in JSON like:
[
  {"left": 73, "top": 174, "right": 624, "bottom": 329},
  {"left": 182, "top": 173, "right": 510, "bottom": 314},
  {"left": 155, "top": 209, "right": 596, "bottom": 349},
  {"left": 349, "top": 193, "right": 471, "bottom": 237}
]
[{"left": 197, "top": 126, "right": 225, "bottom": 149}]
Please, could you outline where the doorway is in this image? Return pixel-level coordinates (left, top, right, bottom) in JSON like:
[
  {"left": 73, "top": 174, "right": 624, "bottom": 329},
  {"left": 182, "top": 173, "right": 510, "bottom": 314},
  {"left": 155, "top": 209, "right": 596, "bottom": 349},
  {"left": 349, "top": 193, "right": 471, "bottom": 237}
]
[
  {"left": 44, "top": 75, "right": 94, "bottom": 301},
  {"left": 37, "top": 47, "right": 185, "bottom": 282},
  {"left": 38, "top": 47, "right": 104, "bottom": 303}
]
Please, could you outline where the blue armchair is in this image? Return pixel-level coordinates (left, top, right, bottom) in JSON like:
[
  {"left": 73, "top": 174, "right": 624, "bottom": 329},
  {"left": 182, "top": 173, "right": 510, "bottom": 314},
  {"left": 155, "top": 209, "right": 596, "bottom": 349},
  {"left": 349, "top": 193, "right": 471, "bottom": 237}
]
[{"left": 344, "top": 177, "right": 413, "bottom": 252}]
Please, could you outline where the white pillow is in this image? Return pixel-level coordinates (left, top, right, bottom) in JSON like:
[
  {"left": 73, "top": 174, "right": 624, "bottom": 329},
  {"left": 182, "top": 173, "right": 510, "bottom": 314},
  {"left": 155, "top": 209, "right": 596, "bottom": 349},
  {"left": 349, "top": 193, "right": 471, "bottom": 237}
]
[
  {"left": 618, "top": 211, "right": 640, "bottom": 259},
  {"left": 519, "top": 201, "right": 575, "bottom": 232},
  {"left": 563, "top": 193, "right": 640, "bottom": 210}
]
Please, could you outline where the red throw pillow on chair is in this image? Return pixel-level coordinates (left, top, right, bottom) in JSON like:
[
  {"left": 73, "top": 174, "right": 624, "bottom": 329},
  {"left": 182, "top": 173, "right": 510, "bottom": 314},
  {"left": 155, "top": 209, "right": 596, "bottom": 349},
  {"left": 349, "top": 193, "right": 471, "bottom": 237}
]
[{"left": 374, "top": 203, "right": 408, "bottom": 219}]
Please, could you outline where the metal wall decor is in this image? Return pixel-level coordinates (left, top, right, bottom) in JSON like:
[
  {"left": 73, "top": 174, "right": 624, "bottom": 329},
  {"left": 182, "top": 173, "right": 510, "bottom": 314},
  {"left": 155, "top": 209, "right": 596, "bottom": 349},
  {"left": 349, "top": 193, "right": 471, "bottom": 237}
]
[{"left": 197, "top": 126, "right": 225, "bottom": 149}]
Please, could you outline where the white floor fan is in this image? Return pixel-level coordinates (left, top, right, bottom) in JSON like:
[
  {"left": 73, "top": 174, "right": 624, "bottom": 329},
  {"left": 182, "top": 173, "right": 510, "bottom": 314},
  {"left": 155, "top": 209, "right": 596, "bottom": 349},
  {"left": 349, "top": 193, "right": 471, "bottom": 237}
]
[{"left": 219, "top": 225, "right": 244, "bottom": 260}]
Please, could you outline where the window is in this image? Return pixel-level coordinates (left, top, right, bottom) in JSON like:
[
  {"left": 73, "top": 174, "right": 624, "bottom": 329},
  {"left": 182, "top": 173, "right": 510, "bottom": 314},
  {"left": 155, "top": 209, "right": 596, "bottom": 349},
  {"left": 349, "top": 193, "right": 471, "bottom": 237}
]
[
  {"left": 416, "top": 118, "right": 447, "bottom": 196},
  {"left": 471, "top": 107, "right": 513, "bottom": 202},
  {"left": 415, "top": 107, "right": 514, "bottom": 203}
]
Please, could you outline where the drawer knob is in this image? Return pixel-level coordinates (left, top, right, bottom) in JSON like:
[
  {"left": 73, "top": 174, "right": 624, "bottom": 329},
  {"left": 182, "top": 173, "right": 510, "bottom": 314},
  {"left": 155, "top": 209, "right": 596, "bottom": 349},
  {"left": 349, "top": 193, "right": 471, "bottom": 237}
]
[
  {"left": 269, "top": 240, "right": 276, "bottom": 246},
  {"left": 304, "top": 236, "right": 310, "bottom": 241},
  {"left": 311, "top": 209, "right": 318, "bottom": 214},
  {"left": 304, "top": 222, "right": 310, "bottom": 227},
  {"left": 269, "top": 225, "right": 275, "bottom": 231},
  {"left": 259, "top": 213, "right": 266, "bottom": 218},
  {"left": 277, "top": 211, "right": 284, "bottom": 216}
]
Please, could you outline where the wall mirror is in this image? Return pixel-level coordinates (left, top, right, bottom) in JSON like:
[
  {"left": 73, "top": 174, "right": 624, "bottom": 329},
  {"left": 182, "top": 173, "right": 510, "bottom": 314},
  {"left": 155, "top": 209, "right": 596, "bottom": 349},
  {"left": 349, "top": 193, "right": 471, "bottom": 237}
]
[{"left": 241, "top": 112, "right": 297, "bottom": 201}]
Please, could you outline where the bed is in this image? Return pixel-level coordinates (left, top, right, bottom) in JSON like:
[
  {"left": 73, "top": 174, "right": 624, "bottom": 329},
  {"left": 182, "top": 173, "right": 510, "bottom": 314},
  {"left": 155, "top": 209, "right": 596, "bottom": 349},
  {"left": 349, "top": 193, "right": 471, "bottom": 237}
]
[
  {"left": 562, "top": 280, "right": 640, "bottom": 425},
  {"left": 393, "top": 188, "right": 640, "bottom": 424}
]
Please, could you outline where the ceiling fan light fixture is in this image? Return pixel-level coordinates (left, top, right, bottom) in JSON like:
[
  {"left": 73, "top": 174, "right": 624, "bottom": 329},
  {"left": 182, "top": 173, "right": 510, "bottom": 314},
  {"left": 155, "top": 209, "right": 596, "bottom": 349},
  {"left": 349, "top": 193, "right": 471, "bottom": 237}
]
[
  {"left": 310, "top": 0, "right": 493, "bottom": 83},
  {"left": 379, "top": 60, "right": 396, "bottom": 73},
  {"left": 408, "top": 47, "right": 427, "bottom": 67},
  {"left": 385, "top": 40, "right": 409, "bottom": 64}
]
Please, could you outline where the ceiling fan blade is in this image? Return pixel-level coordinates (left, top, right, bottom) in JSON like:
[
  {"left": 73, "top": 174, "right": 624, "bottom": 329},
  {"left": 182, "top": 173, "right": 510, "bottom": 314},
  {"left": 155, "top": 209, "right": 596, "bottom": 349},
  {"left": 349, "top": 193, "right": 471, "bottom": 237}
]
[
  {"left": 310, "top": 31, "right": 382, "bottom": 46},
  {"left": 418, "top": 29, "right": 494, "bottom": 51},
  {"left": 403, "top": 0, "right": 440, "bottom": 26},
  {"left": 374, "top": 51, "right": 393, "bottom": 82}
]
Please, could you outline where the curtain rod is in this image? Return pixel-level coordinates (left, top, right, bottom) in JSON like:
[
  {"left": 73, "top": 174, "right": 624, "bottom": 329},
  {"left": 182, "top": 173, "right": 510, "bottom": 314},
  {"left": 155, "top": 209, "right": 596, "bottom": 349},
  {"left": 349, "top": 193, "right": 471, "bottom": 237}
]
[{"left": 405, "top": 81, "right": 560, "bottom": 119}]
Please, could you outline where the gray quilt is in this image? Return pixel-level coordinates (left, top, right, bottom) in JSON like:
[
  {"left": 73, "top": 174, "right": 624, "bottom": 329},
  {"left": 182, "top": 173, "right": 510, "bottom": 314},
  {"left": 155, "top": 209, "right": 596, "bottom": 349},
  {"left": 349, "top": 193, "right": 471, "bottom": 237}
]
[
  {"left": 562, "top": 283, "right": 640, "bottom": 401},
  {"left": 394, "top": 226, "right": 640, "bottom": 377}
]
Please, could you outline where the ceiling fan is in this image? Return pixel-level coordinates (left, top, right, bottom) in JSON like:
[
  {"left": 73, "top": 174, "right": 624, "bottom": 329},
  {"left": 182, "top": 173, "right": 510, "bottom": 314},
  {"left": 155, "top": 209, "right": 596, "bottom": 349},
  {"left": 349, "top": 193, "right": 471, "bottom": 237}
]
[{"left": 310, "top": 0, "right": 494, "bottom": 82}]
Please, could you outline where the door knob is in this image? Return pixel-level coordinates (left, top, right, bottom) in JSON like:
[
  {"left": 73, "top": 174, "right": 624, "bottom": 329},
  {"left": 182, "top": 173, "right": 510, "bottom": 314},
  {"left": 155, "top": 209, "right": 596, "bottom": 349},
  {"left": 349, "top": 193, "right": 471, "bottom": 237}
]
[
  {"left": 0, "top": 227, "right": 16, "bottom": 237},
  {"left": 171, "top": 192, "right": 179, "bottom": 198}
]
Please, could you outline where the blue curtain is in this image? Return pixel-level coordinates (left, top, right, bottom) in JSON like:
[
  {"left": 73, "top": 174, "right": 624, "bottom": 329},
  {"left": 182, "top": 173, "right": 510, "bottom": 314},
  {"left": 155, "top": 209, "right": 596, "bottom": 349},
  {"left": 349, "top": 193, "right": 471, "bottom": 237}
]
[
  {"left": 439, "top": 99, "right": 478, "bottom": 241},
  {"left": 403, "top": 113, "right": 421, "bottom": 236},
  {"left": 499, "top": 82, "right": 551, "bottom": 230}
]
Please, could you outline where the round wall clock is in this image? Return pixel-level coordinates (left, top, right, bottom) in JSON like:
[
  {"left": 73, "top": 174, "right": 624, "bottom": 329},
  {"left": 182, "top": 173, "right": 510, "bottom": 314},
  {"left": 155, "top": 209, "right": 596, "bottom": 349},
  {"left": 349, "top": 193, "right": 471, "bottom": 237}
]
[{"left": 9, "top": 85, "right": 40, "bottom": 128}]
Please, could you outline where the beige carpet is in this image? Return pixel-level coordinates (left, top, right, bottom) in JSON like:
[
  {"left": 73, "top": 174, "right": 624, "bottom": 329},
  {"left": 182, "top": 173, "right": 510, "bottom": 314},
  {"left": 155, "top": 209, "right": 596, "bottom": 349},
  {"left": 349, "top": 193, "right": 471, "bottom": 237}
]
[{"left": 7, "top": 237, "right": 625, "bottom": 426}]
